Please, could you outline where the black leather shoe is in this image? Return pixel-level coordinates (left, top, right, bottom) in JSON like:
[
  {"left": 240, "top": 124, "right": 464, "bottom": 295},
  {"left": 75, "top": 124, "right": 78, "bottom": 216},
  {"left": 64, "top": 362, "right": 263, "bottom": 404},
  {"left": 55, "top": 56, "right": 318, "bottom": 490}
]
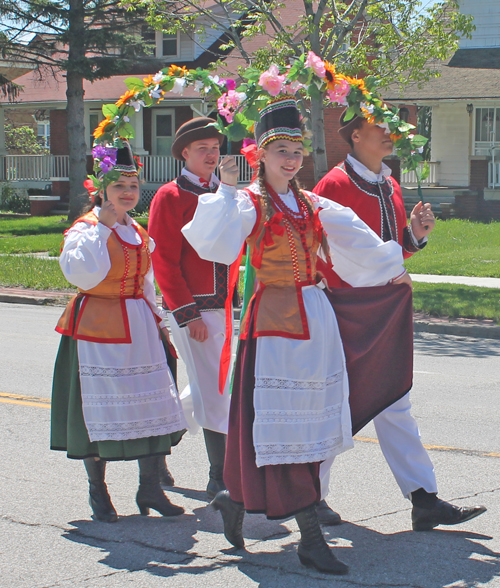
[
  {"left": 211, "top": 490, "right": 245, "bottom": 549},
  {"left": 89, "top": 482, "right": 118, "bottom": 523},
  {"left": 316, "top": 500, "right": 342, "bottom": 526},
  {"left": 137, "top": 456, "right": 184, "bottom": 517},
  {"left": 296, "top": 505, "right": 348, "bottom": 575},
  {"left": 412, "top": 499, "right": 487, "bottom": 531},
  {"left": 83, "top": 458, "right": 118, "bottom": 523},
  {"left": 206, "top": 478, "right": 226, "bottom": 500},
  {"left": 159, "top": 458, "right": 175, "bottom": 487}
]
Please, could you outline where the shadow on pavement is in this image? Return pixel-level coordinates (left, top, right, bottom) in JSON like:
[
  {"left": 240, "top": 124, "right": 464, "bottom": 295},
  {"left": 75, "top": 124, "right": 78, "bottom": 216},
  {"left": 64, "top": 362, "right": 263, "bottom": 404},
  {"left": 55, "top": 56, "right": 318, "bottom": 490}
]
[
  {"left": 62, "top": 509, "right": 500, "bottom": 587},
  {"left": 415, "top": 332, "right": 500, "bottom": 358}
]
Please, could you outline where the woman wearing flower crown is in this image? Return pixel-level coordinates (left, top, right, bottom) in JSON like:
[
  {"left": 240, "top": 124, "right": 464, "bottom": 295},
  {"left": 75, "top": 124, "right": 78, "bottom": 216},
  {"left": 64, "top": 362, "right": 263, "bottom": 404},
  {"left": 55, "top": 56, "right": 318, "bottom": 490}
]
[
  {"left": 51, "top": 142, "right": 187, "bottom": 522},
  {"left": 182, "top": 98, "right": 412, "bottom": 574}
]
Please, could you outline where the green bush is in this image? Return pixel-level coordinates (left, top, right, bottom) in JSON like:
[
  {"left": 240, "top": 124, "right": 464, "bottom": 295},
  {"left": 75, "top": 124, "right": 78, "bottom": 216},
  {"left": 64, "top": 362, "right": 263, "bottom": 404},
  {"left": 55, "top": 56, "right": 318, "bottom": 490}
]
[{"left": 0, "top": 184, "right": 30, "bottom": 213}]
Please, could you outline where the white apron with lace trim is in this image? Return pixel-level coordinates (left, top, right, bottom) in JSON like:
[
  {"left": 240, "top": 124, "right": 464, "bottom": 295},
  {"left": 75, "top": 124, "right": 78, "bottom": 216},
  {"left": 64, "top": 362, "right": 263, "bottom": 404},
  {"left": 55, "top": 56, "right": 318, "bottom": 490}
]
[
  {"left": 60, "top": 212, "right": 186, "bottom": 443},
  {"left": 77, "top": 297, "right": 184, "bottom": 442},
  {"left": 252, "top": 283, "right": 353, "bottom": 467}
]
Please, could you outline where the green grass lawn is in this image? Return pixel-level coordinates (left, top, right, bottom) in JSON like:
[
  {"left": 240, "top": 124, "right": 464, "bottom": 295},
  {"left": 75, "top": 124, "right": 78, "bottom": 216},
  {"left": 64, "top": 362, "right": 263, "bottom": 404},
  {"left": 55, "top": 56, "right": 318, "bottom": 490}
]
[
  {"left": 0, "top": 256, "right": 73, "bottom": 290},
  {"left": 0, "top": 215, "right": 499, "bottom": 323},
  {"left": 404, "top": 219, "right": 500, "bottom": 277},
  {"left": 413, "top": 283, "right": 500, "bottom": 323}
]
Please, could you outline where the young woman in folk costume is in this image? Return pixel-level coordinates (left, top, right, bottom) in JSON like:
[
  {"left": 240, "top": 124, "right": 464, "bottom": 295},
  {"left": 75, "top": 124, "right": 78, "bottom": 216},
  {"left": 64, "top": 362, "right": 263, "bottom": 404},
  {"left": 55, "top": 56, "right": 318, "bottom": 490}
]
[
  {"left": 51, "top": 142, "right": 187, "bottom": 522},
  {"left": 182, "top": 98, "right": 413, "bottom": 574}
]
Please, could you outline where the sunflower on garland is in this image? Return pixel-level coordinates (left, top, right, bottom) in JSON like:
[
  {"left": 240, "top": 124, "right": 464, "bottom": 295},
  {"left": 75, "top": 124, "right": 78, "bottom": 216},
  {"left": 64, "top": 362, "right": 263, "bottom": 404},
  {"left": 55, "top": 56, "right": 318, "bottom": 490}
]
[{"left": 88, "top": 51, "right": 429, "bottom": 196}]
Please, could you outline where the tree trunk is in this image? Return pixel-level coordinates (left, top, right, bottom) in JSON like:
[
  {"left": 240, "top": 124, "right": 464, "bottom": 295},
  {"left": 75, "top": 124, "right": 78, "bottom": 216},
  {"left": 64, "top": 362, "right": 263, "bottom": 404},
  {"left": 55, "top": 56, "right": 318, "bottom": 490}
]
[
  {"left": 310, "top": 96, "right": 329, "bottom": 184},
  {"left": 66, "top": 0, "right": 89, "bottom": 222}
]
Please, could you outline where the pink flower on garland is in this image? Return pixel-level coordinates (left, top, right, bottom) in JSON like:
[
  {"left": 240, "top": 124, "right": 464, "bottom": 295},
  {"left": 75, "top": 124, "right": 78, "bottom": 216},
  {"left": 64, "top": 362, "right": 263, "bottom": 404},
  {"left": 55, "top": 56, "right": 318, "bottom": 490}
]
[
  {"left": 304, "top": 51, "right": 326, "bottom": 79},
  {"left": 221, "top": 78, "right": 236, "bottom": 91},
  {"left": 217, "top": 90, "right": 247, "bottom": 123},
  {"left": 258, "top": 64, "right": 286, "bottom": 97},
  {"left": 326, "top": 79, "right": 350, "bottom": 106},
  {"left": 284, "top": 80, "right": 306, "bottom": 95}
]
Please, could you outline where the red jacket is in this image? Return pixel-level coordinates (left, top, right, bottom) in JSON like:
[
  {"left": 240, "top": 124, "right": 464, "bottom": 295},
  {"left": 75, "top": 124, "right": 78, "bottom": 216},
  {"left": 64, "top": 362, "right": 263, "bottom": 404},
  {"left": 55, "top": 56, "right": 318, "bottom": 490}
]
[
  {"left": 314, "top": 160, "right": 420, "bottom": 288},
  {"left": 149, "top": 175, "right": 230, "bottom": 327}
]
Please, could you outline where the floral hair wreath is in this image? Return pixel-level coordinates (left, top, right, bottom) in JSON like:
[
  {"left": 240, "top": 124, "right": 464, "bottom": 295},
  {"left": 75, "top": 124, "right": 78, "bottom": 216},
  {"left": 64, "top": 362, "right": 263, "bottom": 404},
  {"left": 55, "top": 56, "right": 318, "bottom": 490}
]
[{"left": 89, "top": 52, "right": 429, "bottom": 194}]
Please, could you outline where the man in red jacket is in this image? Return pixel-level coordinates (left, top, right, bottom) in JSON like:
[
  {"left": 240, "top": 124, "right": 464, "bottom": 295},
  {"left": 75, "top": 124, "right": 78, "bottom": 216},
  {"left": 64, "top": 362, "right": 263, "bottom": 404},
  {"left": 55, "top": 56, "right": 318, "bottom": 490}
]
[
  {"left": 149, "top": 118, "right": 232, "bottom": 499},
  {"left": 313, "top": 111, "right": 486, "bottom": 531}
]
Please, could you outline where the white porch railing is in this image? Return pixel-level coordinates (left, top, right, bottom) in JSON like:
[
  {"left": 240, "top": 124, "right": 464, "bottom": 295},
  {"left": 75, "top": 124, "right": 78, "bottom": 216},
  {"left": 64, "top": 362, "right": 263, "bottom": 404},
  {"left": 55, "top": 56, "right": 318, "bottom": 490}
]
[
  {"left": 0, "top": 153, "right": 254, "bottom": 185},
  {"left": 488, "top": 161, "right": 500, "bottom": 188},
  {"left": 400, "top": 161, "right": 439, "bottom": 187},
  {"left": 0, "top": 154, "right": 69, "bottom": 181}
]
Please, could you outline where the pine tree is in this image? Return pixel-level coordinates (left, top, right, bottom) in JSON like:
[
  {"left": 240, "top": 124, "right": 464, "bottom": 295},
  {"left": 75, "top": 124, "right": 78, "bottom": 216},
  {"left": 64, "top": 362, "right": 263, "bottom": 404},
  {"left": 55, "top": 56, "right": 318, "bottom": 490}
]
[{"left": 1, "top": 0, "right": 152, "bottom": 219}]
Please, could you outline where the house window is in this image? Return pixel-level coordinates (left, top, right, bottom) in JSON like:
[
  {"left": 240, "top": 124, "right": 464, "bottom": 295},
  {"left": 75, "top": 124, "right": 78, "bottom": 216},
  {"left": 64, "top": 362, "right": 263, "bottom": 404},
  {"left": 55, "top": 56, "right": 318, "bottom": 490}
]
[
  {"left": 37, "top": 121, "right": 50, "bottom": 148},
  {"left": 399, "top": 108, "right": 410, "bottom": 123},
  {"left": 141, "top": 25, "right": 156, "bottom": 56},
  {"left": 88, "top": 111, "right": 104, "bottom": 150},
  {"left": 152, "top": 110, "right": 175, "bottom": 155},
  {"left": 475, "top": 108, "right": 500, "bottom": 143},
  {"left": 163, "top": 34, "right": 178, "bottom": 56}
]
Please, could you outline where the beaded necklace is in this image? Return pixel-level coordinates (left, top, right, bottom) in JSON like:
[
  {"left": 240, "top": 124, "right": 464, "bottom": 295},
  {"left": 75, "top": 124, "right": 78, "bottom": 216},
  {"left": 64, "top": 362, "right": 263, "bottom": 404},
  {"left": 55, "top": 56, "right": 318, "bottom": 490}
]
[
  {"left": 264, "top": 183, "right": 309, "bottom": 231},
  {"left": 263, "top": 182, "right": 315, "bottom": 284}
]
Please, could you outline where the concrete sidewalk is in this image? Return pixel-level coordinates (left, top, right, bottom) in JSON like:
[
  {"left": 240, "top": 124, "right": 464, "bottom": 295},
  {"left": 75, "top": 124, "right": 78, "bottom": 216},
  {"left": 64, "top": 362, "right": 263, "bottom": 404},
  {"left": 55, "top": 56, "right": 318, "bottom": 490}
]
[
  {"left": 1, "top": 276, "right": 499, "bottom": 339},
  {"left": 410, "top": 273, "right": 500, "bottom": 289}
]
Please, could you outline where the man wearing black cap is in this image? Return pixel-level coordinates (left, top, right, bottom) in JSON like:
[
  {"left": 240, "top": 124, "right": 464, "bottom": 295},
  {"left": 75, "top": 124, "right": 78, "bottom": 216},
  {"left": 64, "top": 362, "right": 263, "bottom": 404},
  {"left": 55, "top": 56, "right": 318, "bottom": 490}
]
[
  {"left": 313, "top": 112, "right": 486, "bottom": 531},
  {"left": 149, "top": 117, "right": 231, "bottom": 499}
]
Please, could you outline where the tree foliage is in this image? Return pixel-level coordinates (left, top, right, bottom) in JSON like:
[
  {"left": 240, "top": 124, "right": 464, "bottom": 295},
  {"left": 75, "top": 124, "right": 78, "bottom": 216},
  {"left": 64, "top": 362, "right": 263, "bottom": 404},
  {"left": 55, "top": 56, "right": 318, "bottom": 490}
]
[
  {"left": 130, "top": 0, "right": 474, "bottom": 181},
  {"left": 0, "top": 0, "right": 153, "bottom": 219},
  {"left": 5, "top": 123, "right": 50, "bottom": 154}
]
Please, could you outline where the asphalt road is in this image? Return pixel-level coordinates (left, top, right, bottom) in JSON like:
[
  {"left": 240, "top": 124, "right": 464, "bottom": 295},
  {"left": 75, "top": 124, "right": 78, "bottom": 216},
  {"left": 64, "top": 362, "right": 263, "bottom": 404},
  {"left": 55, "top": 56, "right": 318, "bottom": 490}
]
[{"left": 1, "top": 302, "right": 499, "bottom": 588}]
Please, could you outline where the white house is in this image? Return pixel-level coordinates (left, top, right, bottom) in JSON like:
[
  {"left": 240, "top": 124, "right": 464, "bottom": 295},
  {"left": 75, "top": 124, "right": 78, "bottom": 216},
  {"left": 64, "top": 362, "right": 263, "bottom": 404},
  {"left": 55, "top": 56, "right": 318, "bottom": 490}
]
[{"left": 385, "top": 0, "right": 500, "bottom": 219}]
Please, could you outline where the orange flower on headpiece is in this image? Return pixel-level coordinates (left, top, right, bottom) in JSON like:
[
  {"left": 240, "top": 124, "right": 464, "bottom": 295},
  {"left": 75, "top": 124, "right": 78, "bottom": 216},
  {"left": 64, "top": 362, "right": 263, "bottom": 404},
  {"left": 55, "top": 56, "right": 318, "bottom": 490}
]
[
  {"left": 115, "top": 89, "right": 137, "bottom": 108},
  {"left": 168, "top": 64, "right": 189, "bottom": 77},
  {"left": 390, "top": 133, "right": 403, "bottom": 142},
  {"left": 345, "top": 76, "right": 369, "bottom": 96},
  {"left": 93, "top": 117, "right": 112, "bottom": 139},
  {"left": 143, "top": 74, "right": 154, "bottom": 86}
]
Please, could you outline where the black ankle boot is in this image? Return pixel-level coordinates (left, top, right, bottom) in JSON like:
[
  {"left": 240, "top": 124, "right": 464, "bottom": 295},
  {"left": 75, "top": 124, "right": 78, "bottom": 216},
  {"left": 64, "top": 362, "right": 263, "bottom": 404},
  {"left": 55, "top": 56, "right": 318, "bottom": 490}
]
[
  {"left": 83, "top": 458, "right": 118, "bottom": 523},
  {"left": 203, "top": 429, "right": 227, "bottom": 499},
  {"left": 159, "top": 456, "right": 175, "bottom": 487},
  {"left": 295, "top": 505, "right": 348, "bottom": 575},
  {"left": 136, "top": 456, "right": 184, "bottom": 517},
  {"left": 211, "top": 490, "right": 245, "bottom": 549}
]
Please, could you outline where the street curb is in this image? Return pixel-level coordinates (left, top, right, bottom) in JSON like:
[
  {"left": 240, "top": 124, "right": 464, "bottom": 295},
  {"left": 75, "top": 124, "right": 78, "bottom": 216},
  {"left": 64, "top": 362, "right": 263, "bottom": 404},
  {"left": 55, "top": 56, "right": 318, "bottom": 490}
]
[
  {"left": 413, "top": 319, "right": 500, "bottom": 340},
  {"left": 1, "top": 290, "right": 499, "bottom": 340},
  {"left": 0, "top": 293, "right": 73, "bottom": 306}
]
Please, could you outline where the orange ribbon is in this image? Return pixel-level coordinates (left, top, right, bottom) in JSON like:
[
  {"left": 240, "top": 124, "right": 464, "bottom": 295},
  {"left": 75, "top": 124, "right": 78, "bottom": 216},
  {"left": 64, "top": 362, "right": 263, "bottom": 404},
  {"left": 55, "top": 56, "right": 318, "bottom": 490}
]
[{"left": 251, "top": 211, "right": 284, "bottom": 269}]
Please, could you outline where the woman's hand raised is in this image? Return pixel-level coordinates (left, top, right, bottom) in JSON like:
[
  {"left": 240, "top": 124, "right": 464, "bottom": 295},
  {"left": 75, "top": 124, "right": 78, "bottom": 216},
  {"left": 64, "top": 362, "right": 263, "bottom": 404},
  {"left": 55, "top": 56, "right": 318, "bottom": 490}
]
[{"left": 219, "top": 156, "right": 240, "bottom": 187}]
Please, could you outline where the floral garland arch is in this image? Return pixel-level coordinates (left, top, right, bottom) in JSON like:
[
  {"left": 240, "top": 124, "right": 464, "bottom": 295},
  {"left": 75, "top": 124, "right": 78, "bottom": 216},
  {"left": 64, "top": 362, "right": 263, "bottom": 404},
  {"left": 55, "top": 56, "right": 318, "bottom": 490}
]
[{"left": 88, "top": 51, "right": 428, "bottom": 194}]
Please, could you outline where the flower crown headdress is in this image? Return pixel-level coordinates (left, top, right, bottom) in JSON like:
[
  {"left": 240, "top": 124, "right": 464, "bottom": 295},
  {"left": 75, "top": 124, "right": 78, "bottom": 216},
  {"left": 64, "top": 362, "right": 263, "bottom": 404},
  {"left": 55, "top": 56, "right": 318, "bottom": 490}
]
[{"left": 89, "top": 52, "right": 429, "bottom": 195}]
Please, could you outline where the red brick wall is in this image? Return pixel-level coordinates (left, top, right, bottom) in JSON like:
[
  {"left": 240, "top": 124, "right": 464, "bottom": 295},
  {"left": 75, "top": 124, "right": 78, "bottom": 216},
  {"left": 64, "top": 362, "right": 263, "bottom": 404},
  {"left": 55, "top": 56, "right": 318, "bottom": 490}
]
[
  {"left": 470, "top": 159, "right": 489, "bottom": 191},
  {"left": 50, "top": 110, "right": 68, "bottom": 156},
  {"left": 298, "top": 105, "right": 349, "bottom": 191}
]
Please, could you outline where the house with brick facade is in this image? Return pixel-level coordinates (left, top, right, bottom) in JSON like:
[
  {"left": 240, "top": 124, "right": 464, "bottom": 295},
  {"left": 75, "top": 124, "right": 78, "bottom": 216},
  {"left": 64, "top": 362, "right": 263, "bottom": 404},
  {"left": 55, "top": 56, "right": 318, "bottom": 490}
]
[
  {"left": 0, "top": 1, "right": 432, "bottom": 208},
  {"left": 385, "top": 0, "right": 500, "bottom": 220}
]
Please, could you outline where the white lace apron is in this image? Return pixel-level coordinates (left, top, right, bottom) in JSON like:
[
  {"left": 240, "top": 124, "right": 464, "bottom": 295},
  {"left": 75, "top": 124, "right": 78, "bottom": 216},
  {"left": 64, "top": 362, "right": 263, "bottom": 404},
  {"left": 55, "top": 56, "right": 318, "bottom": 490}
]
[{"left": 252, "top": 284, "right": 353, "bottom": 467}]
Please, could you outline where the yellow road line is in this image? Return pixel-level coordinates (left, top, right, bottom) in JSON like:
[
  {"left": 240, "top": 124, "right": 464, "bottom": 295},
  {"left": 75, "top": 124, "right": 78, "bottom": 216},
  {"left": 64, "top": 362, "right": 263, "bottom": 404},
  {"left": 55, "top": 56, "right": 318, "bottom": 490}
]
[
  {"left": 1, "top": 392, "right": 499, "bottom": 458},
  {"left": 0, "top": 392, "right": 51, "bottom": 408},
  {"left": 354, "top": 435, "right": 500, "bottom": 459}
]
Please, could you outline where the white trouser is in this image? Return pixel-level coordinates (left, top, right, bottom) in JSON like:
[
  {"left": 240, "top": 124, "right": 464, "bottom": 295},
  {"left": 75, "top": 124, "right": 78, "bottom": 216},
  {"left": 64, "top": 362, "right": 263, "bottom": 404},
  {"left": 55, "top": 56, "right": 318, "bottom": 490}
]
[
  {"left": 168, "top": 309, "right": 231, "bottom": 435},
  {"left": 320, "top": 392, "right": 438, "bottom": 500}
]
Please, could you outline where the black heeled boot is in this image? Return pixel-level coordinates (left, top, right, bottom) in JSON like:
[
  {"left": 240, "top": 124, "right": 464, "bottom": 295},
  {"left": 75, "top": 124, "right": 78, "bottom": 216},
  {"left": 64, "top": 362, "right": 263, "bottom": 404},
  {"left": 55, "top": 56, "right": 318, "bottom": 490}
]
[
  {"left": 83, "top": 458, "right": 118, "bottom": 523},
  {"left": 211, "top": 490, "right": 245, "bottom": 549},
  {"left": 136, "top": 456, "right": 184, "bottom": 517},
  {"left": 295, "top": 505, "right": 348, "bottom": 575},
  {"left": 203, "top": 428, "right": 227, "bottom": 499},
  {"left": 159, "top": 456, "right": 175, "bottom": 487}
]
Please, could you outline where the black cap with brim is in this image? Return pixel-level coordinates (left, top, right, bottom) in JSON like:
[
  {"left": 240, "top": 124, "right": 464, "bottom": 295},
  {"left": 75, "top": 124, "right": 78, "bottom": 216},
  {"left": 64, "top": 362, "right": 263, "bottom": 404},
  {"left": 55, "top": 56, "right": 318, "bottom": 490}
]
[{"left": 171, "top": 117, "right": 224, "bottom": 161}]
